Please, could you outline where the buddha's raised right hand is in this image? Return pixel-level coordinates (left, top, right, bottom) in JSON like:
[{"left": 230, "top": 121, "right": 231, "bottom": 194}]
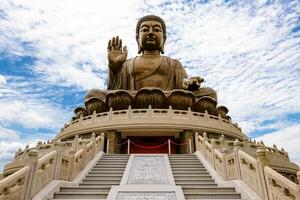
[{"left": 107, "top": 36, "right": 128, "bottom": 74}]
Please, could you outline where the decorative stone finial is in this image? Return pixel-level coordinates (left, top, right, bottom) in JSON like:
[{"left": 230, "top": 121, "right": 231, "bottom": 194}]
[{"left": 28, "top": 149, "right": 38, "bottom": 158}]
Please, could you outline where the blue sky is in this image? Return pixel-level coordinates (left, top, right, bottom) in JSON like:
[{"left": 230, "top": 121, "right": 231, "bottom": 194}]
[{"left": 0, "top": 0, "right": 299, "bottom": 172}]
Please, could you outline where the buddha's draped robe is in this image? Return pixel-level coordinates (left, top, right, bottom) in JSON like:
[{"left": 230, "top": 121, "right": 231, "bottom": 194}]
[{"left": 108, "top": 56, "right": 187, "bottom": 90}]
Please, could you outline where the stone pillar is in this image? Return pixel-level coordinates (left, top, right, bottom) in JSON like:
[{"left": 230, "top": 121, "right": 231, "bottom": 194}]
[
  {"left": 180, "top": 130, "right": 194, "bottom": 154},
  {"left": 233, "top": 139, "right": 242, "bottom": 180},
  {"left": 297, "top": 171, "right": 300, "bottom": 184},
  {"left": 106, "top": 130, "right": 121, "bottom": 154},
  {"left": 25, "top": 149, "right": 38, "bottom": 200},
  {"left": 53, "top": 140, "right": 63, "bottom": 180},
  {"left": 256, "top": 147, "right": 269, "bottom": 200}
]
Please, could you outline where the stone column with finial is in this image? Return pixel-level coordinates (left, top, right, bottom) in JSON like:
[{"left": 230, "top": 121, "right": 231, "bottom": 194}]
[
  {"left": 25, "top": 149, "right": 38, "bottom": 199},
  {"left": 256, "top": 146, "right": 269, "bottom": 200},
  {"left": 233, "top": 139, "right": 242, "bottom": 180}
]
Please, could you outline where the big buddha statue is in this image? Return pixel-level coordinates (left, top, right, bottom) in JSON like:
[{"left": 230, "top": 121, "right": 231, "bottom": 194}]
[{"left": 80, "top": 15, "right": 228, "bottom": 119}]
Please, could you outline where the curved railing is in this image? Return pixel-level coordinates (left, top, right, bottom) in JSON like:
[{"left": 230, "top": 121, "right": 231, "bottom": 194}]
[
  {"left": 195, "top": 133, "right": 300, "bottom": 200},
  {"left": 57, "top": 107, "right": 244, "bottom": 140}
]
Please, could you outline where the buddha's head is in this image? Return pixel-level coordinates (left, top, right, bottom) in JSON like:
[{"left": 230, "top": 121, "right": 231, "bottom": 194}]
[{"left": 136, "top": 15, "right": 166, "bottom": 54}]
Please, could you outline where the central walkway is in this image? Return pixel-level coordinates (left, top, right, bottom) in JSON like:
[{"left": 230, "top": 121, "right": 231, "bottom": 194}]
[{"left": 50, "top": 154, "right": 241, "bottom": 200}]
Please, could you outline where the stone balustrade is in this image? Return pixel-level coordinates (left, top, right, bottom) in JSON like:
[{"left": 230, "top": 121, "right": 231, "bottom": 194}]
[
  {"left": 265, "top": 166, "right": 300, "bottom": 200},
  {"left": 196, "top": 133, "right": 299, "bottom": 178},
  {"left": 195, "top": 132, "right": 300, "bottom": 200},
  {"left": 0, "top": 133, "right": 105, "bottom": 200},
  {"left": 0, "top": 166, "right": 30, "bottom": 200},
  {"left": 57, "top": 106, "right": 244, "bottom": 141}
]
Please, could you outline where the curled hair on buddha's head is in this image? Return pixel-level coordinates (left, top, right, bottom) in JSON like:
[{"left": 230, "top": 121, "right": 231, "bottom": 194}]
[{"left": 136, "top": 15, "right": 166, "bottom": 54}]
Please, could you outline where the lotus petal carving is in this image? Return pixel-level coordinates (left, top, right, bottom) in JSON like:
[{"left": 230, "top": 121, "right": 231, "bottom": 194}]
[
  {"left": 215, "top": 106, "right": 229, "bottom": 119},
  {"left": 167, "top": 89, "right": 195, "bottom": 110},
  {"left": 74, "top": 107, "right": 88, "bottom": 119},
  {"left": 134, "top": 88, "right": 166, "bottom": 109},
  {"left": 193, "top": 96, "right": 217, "bottom": 114},
  {"left": 106, "top": 90, "right": 133, "bottom": 110},
  {"left": 85, "top": 97, "right": 108, "bottom": 115}
]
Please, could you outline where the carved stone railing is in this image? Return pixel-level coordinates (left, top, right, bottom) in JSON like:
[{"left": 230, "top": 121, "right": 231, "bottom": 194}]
[
  {"left": 0, "top": 133, "right": 105, "bottom": 200},
  {"left": 57, "top": 107, "right": 244, "bottom": 140},
  {"left": 265, "top": 166, "right": 300, "bottom": 200},
  {"left": 31, "top": 150, "right": 57, "bottom": 197},
  {"left": 0, "top": 166, "right": 30, "bottom": 200},
  {"left": 195, "top": 132, "right": 299, "bottom": 178},
  {"left": 226, "top": 152, "right": 237, "bottom": 180},
  {"left": 238, "top": 150, "right": 268, "bottom": 199},
  {"left": 194, "top": 132, "right": 300, "bottom": 200},
  {"left": 3, "top": 133, "right": 103, "bottom": 178}
]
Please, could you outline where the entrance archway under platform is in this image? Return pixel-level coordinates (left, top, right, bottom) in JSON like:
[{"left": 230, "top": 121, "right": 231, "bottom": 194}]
[{"left": 106, "top": 130, "right": 195, "bottom": 154}]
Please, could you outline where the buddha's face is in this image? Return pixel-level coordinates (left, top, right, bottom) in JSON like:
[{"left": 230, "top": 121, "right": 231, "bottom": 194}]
[{"left": 138, "top": 20, "right": 164, "bottom": 52}]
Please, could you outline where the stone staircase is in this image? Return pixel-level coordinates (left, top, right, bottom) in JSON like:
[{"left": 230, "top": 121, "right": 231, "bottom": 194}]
[
  {"left": 169, "top": 154, "right": 241, "bottom": 199},
  {"left": 51, "top": 154, "right": 129, "bottom": 200}
]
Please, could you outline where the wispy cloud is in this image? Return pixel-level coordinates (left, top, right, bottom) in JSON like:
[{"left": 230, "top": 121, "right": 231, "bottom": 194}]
[
  {"left": 255, "top": 123, "right": 300, "bottom": 164},
  {"left": 0, "top": 0, "right": 299, "bottom": 167}
]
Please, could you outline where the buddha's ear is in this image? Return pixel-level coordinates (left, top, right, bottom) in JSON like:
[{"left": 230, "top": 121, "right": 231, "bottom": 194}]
[
  {"left": 136, "top": 36, "right": 142, "bottom": 54},
  {"left": 138, "top": 45, "right": 142, "bottom": 54},
  {"left": 160, "top": 41, "right": 165, "bottom": 54}
]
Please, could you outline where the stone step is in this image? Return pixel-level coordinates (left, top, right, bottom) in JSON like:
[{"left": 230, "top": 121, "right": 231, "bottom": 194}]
[
  {"left": 96, "top": 160, "right": 128, "bottom": 163},
  {"left": 184, "top": 192, "right": 241, "bottom": 199},
  {"left": 174, "top": 175, "right": 212, "bottom": 179},
  {"left": 172, "top": 168, "right": 207, "bottom": 174},
  {"left": 91, "top": 166, "right": 126, "bottom": 170},
  {"left": 79, "top": 183, "right": 117, "bottom": 187},
  {"left": 170, "top": 167, "right": 206, "bottom": 170},
  {"left": 171, "top": 165, "right": 205, "bottom": 168},
  {"left": 100, "top": 158, "right": 129, "bottom": 160},
  {"left": 60, "top": 186, "right": 111, "bottom": 193},
  {"left": 94, "top": 165, "right": 126, "bottom": 169},
  {"left": 172, "top": 171, "right": 210, "bottom": 175},
  {"left": 54, "top": 191, "right": 107, "bottom": 199},
  {"left": 170, "top": 163, "right": 204, "bottom": 166},
  {"left": 88, "top": 171, "right": 124, "bottom": 175},
  {"left": 81, "top": 180, "right": 121, "bottom": 184},
  {"left": 84, "top": 176, "right": 122, "bottom": 181},
  {"left": 170, "top": 160, "right": 202, "bottom": 162},
  {"left": 175, "top": 180, "right": 215, "bottom": 184},
  {"left": 177, "top": 183, "right": 218, "bottom": 187},
  {"left": 86, "top": 174, "right": 123, "bottom": 177},
  {"left": 90, "top": 169, "right": 125, "bottom": 173},
  {"left": 174, "top": 176, "right": 213, "bottom": 181},
  {"left": 182, "top": 187, "right": 236, "bottom": 193}
]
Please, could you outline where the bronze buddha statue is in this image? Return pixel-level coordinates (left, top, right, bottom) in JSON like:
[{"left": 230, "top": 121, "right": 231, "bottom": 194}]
[{"left": 81, "top": 15, "right": 225, "bottom": 117}]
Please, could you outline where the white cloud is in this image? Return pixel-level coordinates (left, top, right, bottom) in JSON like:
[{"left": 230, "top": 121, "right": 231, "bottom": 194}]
[
  {"left": 0, "top": 0, "right": 299, "bottom": 168},
  {"left": 255, "top": 124, "right": 300, "bottom": 165},
  {"left": 0, "top": 75, "right": 6, "bottom": 86},
  {"left": 0, "top": 125, "right": 19, "bottom": 141}
]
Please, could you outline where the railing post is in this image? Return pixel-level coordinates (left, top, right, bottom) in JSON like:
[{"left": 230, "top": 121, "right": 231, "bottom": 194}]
[
  {"left": 127, "top": 139, "right": 130, "bottom": 155},
  {"left": 168, "top": 105, "right": 173, "bottom": 119},
  {"left": 168, "top": 139, "right": 171, "bottom": 155},
  {"left": 106, "top": 139, "right": 110, "bottom": 154},
  {"left": 203, "top": 132, "right": 208, "bottom": 157},
  {"left": 91, "top": 132, "right": 96, "bottom": 155},
  {"left": 189, "top": 138, "right": 192, "bottom": 155},
  {"left": 127, "top": 105, "right": 132, "bottom": 119},
  {"left": 195, "top": 132, "right": 200, "bottom": 151},
  {"left": 100, "top": 132, "right": 105, "bottom": 151},
  {"left": 67, "top": 149, "right": 76, "bottom": 181},
  {"left": 222, "top": 147, "right": 229, "bottom": 180},
  {"left": 73, "top": 134, "right": 79, "bottom": 152},
  {"left": 25, "top": 150, "right": 38, "bottom": 200},
  {"left": 256, "top": 147, "right": 269, "bottom": 200},
  {"left": 53, "top": 140, "right": 63, "bottom": 180},
  {"left": 148, "top": 104, "right": 153, "bottom": 118},
  {"left": 233, "top": 139, "right": 242, "bottom": 180}
]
